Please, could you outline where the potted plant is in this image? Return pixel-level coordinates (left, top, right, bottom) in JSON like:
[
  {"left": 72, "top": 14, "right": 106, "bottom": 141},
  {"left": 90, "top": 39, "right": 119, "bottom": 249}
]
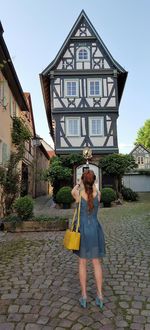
[
  {"left": 101, "top": 187, "right": 116, "bottom": 207},
  {"left": 56, "top": 186, "right": 74, "bottom": 209}
]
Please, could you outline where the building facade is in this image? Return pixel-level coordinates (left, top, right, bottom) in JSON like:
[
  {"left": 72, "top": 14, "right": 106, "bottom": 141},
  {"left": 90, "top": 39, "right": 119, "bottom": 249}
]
[
  {"left": 0, "top": 22, "right": 35, "bottom": 205},
  {"left": 40, "top": 10, "right": 127, "bottom": 184},
  {"left": 130, "top": 144, "right": 150, "bottom": 170},
  {"left": 35, "top": 140, "right": 51, "bottom": 197},
  {"left": 123, "top": 144, "right": 150, "bottom": 192}
]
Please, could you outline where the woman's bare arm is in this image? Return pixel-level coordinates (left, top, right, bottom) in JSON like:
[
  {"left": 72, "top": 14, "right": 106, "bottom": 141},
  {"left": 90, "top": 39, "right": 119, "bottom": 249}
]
[
  {"left": 98, "top": 190, "right": 101, "bottom": 202},
  {"left": 71, "top": 184, "right": 80, "bottom": 202}
]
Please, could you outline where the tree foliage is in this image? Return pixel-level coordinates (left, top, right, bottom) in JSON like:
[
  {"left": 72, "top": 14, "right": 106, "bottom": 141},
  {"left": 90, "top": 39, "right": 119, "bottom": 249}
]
[
  {"left": 0, "top": 154, "right": 21, "bottom": 216},
  {"left": 45, "top": 156, "right": 72, "bottom": 184},
  {"left": 44, "top": 154, "right": 84, "bottom": 200},
  {"left": 60, "top": 154, "right": 84, "bottom": 168},
  {"left": 99, "top": 154, "right": 137, "bottom": 196},
  {"left": 99, "top": 154, "right": 137, "bottom": 176},
  {"left": 135, "top": 119, "right": 150, "bottom": 149},
  {"left": 0, "top": 118, "right": 32, "bottom": 216}
]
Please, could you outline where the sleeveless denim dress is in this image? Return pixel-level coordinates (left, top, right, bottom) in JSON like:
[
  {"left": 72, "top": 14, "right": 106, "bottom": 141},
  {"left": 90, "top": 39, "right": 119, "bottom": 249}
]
[{"left": 74, "top": 193, "right": 106, "bottom": 259}]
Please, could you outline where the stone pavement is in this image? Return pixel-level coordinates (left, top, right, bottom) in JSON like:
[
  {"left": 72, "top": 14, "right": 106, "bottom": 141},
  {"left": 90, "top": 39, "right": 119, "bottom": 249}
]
[{"left": 0, "top": 200, "right": 150, "bottom": 329}]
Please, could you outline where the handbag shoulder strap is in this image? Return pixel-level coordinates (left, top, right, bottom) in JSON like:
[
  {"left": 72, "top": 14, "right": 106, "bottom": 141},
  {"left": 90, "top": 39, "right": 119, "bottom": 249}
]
[{"left": 71, "top": 191, "right": 81, "bottom": 232}]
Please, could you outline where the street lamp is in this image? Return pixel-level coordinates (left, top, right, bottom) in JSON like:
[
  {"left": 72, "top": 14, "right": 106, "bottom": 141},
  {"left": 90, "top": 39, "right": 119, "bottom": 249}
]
[{"left": 83, "top": 147, "right": 92, "bottom": 168}]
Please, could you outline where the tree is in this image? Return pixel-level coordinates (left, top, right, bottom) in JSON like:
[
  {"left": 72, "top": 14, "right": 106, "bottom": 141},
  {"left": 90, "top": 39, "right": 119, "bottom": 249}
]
[
  {"left": 99, "top": 154, "right": 137, "bottom": 196},
  {"left": 135, "top": 119, "right": 150, "bottom": 149},
  {"left": 44, "top": 154, "right": 84, "bottom": 200}
]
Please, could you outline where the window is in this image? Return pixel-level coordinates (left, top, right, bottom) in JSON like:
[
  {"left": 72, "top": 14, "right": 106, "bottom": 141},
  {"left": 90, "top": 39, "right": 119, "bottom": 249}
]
[
  {"left": 66, "top": 117, "right": 80, "bottom": 136},
  {"left": 88, "top": 79, "right": 102, "bottom": 97},
  {"left": 137, "top": 156, "right": 144, "bottom": 165},
  {"left": 0, "top": 141, "right": 10, "bottom": 165},
  {"left": 10, "top": 94, "right": 16, "bottom": 117},
  {"left": 0, "top": 80, "right": 4, "bottom": 100},
  {"left": 64, "top": 80, "right": 78, "bottom": 97},
  {"left": 77, "top": 47, "right": 90, "bottom": 61},
  {"left": 89, "top": 117, "right": 104, "bottom": 136},
  {"left": 0, "top": 140, "right": 2, "bottom": 164},
  {"left": 0, "top": 80, "right": 7, "bottom": 108}
]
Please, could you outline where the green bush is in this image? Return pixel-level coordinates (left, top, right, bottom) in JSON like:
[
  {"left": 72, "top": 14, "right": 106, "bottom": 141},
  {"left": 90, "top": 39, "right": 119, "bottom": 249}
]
[
  {"left": 56, "top": 186, "right": 74, "bottom": 206},
  {"left": 101, "top": 188, "right": 116, "bottom": 207},
  {"left": 121, "top": 186, "right": 138, "bottom": 201},
  {"left": 13, "top": 196, "right": 34, "bottom": 220}
]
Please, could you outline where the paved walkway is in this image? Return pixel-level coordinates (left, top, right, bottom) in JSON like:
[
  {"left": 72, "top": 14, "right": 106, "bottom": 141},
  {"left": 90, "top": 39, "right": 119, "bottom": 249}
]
[{"left": 0, "top": 198, "right": 150, "bottom": 329}]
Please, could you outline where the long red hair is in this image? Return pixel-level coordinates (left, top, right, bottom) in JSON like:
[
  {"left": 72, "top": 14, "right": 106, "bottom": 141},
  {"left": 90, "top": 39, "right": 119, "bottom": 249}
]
[{"left": 81, "top": 170, "right": 96, "bottom": 211}]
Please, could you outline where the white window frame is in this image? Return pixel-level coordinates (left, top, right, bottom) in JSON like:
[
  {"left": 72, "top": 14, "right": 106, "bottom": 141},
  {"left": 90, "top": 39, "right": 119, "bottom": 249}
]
[
  {"left": 10, "top": 94, "right": 16, "bottom": 117},
  {"left": 0, "top": 80, "right": 4, "bottom": 100},
  {"left": 64, "top": 79, "right": 79, "bottom": 98},
  {"left": 88, "top": 78, "right": 102, "bottom": 97},
  {"left": 65, "top": 117, "right": 80, "bottom": 137},
  {"left": 76, "top": 47, "right": 90, "bottom": 62},
  {"left": 0, "top": 80, "right": 7, "bottom": 108},
  {"left": 89, "top": 117, "right": 104, "bottom": 136},
  {"left": 137, "top": 156, "right": 144, "bottom": 165}
]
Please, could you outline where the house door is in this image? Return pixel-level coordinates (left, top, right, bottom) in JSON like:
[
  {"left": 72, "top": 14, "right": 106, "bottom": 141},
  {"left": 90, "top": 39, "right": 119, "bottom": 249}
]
[
  {"left": 21, "top": 162, "right": 28, "bottom": 196},
  {"left": 76, "top": 164, "right": 100, "bottom": 189}
]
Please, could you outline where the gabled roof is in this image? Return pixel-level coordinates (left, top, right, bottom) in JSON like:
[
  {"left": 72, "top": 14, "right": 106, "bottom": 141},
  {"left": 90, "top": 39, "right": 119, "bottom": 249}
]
[
  {"left": 24, "top": 93, "right": 36, "bottom": 137},
  {"left": 42, "top": 10, "right": 127, "bottom": 75},
  {"left": 40, "top": 10, "right": 128, "bottom": 139},
  {"left": 0, "top": 21, "right": 29, "bottom": 112},
  {"left": 130, "top": 144, "right": 150, "bottom": 155}
]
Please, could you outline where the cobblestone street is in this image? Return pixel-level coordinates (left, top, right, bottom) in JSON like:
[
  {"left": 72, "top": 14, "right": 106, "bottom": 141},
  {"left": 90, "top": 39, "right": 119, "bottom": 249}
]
[{"left": 0, "top": 197, "right": 150, "bottom": 330}]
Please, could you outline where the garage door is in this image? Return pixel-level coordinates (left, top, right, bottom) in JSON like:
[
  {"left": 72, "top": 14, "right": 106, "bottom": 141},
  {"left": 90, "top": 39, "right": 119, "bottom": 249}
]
[{"left": 123, "top": 174, "right": 150, "bottom": 192}]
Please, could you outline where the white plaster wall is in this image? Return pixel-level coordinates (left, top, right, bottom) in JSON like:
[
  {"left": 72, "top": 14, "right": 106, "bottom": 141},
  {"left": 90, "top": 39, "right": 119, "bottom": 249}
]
[
  {"left": 90, "top": 137, "right": 106, "bottom": 146},
  {"left": 107, "top": 136, "right": 113, "bottom": 146}
]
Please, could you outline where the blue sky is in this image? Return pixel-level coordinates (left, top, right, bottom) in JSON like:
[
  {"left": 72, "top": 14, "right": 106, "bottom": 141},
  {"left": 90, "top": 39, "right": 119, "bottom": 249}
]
[{"left": 1, "top": 0, "right": 150, "bottom": 153}]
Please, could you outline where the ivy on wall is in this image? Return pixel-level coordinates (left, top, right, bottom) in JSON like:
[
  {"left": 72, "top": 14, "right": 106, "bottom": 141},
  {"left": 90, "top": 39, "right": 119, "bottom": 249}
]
[{"left": 0, "top": 117, "right": 32, "bottom": 216}]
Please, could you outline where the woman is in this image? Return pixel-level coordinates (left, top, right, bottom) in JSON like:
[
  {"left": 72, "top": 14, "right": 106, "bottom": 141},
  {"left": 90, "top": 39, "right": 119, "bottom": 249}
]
[{"left": 71, "top": 170, "right": 105, "bottom": 309}]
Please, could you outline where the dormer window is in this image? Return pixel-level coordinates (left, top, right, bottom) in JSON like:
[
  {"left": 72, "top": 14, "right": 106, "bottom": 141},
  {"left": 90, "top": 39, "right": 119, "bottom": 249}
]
[{"left": 77, "top": 47, "right": 90, "bottom": 61}]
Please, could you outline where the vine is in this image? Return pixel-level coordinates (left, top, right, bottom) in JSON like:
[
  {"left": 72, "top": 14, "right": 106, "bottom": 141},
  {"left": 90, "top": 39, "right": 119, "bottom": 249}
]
[{"left": 0, "top": 117, "right": 32, "bottom": 216}]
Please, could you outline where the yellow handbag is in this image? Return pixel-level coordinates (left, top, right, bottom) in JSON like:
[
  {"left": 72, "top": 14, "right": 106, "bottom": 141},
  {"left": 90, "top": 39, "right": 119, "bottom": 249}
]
[{"left": 63, "top": 193, "right": 81, "bottom": 250}]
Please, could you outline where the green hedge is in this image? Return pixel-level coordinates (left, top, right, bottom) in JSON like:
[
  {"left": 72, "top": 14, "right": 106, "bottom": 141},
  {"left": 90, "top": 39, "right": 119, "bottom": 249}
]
[
  {"left": 56, "top": 186, "right": 74, "bottom": 205},
  {"left": 13, "top": 196, "right": 34, "bottom": 220},
  {"left": 121, "top": 186, "right": 138, "bottom": 201},
  {"left": 101, "top": 188, "right": 116, "bottom": 206}
]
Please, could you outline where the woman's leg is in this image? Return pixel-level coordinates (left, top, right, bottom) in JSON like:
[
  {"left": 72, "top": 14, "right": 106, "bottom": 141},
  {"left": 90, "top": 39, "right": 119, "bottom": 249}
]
[
  {"left": 79, "top": 258, "right": 87, "bottom": 298},
  {"left": 92, "top": 258, "right": 103, "bottom": 298}
]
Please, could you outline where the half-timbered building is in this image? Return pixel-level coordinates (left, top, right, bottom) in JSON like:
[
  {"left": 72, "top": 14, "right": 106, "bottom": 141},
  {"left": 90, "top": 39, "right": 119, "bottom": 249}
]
[
  {"left": 130, "top": 144, "right": 150, "bottom": 170},
  {"left": 40, "top": 10, "right": 127, "bottom": 185}
]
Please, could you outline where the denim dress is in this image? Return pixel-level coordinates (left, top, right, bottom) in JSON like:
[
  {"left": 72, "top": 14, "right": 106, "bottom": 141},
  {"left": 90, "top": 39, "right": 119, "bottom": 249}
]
[{"left": 74, "top": 193, "right": 106, "bottom": 259}]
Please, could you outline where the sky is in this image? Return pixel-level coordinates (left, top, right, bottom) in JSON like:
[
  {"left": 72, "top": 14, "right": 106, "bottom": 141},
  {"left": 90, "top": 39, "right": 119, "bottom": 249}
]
[{"left": 1, "top": 0, "right": 150, "bottom": 153}]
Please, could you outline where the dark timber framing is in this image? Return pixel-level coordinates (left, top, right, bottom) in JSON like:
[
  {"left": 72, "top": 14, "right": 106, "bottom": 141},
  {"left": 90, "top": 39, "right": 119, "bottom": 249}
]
[{"left": 40, "top": 10, "right": 127, "bottom": 157}]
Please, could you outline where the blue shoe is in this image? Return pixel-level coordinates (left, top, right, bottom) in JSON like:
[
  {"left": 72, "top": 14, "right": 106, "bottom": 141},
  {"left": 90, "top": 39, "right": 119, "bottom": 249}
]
[
  {"left": 95, "top": 296, "right": 104, "bottom": 310},
  {"left": 79, "top": 297, "right": 87, "bottom": 308}
]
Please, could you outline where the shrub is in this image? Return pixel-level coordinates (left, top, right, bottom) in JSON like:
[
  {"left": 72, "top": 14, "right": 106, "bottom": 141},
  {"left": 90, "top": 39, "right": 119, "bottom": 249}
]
[
  {"left": 13, "top": 196, "right": 34, "bottom": 220},
  {"left": 101, "top": 188, "right": 116, "bottom": 207},
  {"left": 56, "top": 186, "right": 74, "bottom": 206},
  {"left": 121, "top": 186, "right": 138, "bottom": 201}
]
